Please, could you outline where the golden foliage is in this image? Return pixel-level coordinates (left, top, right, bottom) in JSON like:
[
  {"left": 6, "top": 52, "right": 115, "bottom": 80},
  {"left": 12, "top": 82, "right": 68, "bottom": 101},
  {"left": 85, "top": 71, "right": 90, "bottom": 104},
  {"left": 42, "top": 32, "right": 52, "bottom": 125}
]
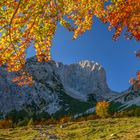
[
  {"left": 0, "top": 119, "right": 13, "bottom": 129},
  {"left": 129, "top": 70, "right": 140, "bottom": 89},
  {"left": 59, "top": 116, "right": 72, "bottom": 124},
  {"left": 0, "top": 0, "right": 139, "bottom": 86},
  {"left": 105, "top": 0, "right": 140, "bottom": 41},
  {"left": 0, "top": 0, "right": 106, "bottom": 85},
  {"left": 96, "top": 101, "right": 110, "bottom": 118},
  {"left": 0, "top": 0, "right": 106, "bottom": 70}
]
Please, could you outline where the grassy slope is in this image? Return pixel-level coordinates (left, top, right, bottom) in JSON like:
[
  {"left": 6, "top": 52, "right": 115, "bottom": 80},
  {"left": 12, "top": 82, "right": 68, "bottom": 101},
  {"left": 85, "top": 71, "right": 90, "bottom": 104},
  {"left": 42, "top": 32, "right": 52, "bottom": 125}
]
[
  {"left": 0, "top": 127, "right": 37, "bottom": 140},
  {"left": 54, "top": 90, "right": 96, "bottom": 118},
  {"left": 1, "top": 117, "right": 140, "bottom": 140}
]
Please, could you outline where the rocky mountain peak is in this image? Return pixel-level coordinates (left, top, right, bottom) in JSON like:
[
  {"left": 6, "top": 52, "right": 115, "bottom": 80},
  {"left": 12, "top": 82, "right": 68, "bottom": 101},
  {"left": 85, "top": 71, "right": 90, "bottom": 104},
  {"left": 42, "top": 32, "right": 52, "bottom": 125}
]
[
  {"left": 0, "top": 56, "right": 117, "bottom": 117},
  {"left": 78, "top": 60, "right": 103, "bottom": 71}
]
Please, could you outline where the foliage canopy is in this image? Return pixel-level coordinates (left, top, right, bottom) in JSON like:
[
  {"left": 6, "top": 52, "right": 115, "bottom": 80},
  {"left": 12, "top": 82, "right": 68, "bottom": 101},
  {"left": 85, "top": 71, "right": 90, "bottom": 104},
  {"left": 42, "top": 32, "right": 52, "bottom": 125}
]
[{"left": 0, "top": 0, "right": 139, "bottom": 86}]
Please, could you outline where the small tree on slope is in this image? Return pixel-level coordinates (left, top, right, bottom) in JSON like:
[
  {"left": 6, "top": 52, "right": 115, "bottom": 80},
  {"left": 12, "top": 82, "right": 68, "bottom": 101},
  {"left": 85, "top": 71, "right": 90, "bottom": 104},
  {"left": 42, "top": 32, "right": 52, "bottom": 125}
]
[{"left": 96, "top": 101, "right": 110, "bottom": 118}]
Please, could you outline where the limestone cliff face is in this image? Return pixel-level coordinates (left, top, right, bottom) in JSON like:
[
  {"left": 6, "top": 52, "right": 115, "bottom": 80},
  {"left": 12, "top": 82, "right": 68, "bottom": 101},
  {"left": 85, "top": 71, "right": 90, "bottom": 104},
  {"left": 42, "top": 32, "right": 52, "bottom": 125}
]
[
  {"left": 0, "top": 56, "right": 116, "bottom": 116},
  {"left": 57, "top": 60, "right": 114, "bottom": 101}
]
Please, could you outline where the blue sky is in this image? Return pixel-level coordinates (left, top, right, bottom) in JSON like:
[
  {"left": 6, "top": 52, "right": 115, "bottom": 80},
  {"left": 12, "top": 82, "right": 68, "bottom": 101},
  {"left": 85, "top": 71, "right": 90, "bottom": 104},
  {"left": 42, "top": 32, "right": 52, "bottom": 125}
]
[{"left": 27, "top": 18, "right": 140, "bottom": 92}]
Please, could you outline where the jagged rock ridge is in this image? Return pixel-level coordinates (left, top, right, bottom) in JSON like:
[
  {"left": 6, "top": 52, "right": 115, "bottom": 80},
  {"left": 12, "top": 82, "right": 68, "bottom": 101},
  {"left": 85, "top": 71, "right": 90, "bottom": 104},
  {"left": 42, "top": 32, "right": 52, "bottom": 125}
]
[
  {"left": 110, "top": 86, "right": 140, "bottom": 111},
  {"left": 0, "top": 56, "right": 117, "bottom": 117}
]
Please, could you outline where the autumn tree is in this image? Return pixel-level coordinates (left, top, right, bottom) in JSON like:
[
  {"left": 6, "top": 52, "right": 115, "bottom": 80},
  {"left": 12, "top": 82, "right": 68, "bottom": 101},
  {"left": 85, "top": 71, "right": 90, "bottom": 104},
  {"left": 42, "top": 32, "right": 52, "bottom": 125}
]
[
  {"left": 0, "top": 0, "right": 139, "bottom": 86},
  {"left": 105, "top": 0, "right": 140, "bottom": 89},
  {"left": 96, "top": 101, "right": 110, "bottom": 118},
  {"left": 0, "top": 0, "right": 107, "bottom": 86},
  {"left": 0, "top": 119, "right": 13, "bottom": 129},
  {"left": 105, "top": 0, "right": 140, "bottom": 41},
  {"left": 129, "top": 52, "right": 140, "bottom": 90}
]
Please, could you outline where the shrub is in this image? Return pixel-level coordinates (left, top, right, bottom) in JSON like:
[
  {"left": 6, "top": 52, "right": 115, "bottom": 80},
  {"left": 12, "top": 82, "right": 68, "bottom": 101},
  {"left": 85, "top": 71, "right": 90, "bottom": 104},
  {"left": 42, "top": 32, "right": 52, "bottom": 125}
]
[
  {"left": 17, "top": 118, "right": 32, "bottom": 127},
  {"left": 96, "top": 101, "right": 110, "bottom": 118},
  {"left": 0, "top": 119, "right": 13, "bottom": 129},
  {"left": 76, "top": 116, "right": 86, "bottom": 122},
  {"left": 113, "top": 107, "right": 140, "bottom": 118},
  {"left": 59, "top": 116, "right": 72, "bottom": 124},
  {"left": 5, "top": 110, "right": 28, "bottom": 123},
  {"left": 46, "top": 117, "right": 57, "bottom": 125},
  {"left": 86, "top": 114, "right": 98, "bottom": 120}
]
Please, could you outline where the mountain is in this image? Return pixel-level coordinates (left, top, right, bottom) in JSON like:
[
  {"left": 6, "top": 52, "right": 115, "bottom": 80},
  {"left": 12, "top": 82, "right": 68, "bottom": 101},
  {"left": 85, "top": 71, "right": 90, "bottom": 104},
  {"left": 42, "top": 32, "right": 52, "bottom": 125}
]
[
  {"left": 110, "top": 86, "right": 140, "bottom": 111},
  {"left": 0, "top": 56, "right": 117, "bottom": 118}
]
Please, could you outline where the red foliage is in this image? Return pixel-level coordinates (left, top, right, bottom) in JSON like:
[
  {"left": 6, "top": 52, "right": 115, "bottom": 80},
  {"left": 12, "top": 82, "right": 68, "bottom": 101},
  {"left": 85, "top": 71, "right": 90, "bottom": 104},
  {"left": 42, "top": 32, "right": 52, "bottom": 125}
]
[{"left": 0, "top": 119, "right": 13, "bottom": 129}]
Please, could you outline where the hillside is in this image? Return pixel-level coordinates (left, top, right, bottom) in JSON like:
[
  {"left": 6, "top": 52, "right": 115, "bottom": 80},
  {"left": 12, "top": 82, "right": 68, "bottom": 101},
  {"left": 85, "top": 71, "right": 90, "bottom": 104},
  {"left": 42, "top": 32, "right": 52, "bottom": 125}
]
[
  {"left": 110, "top": 86, "right": 140, "bottom": 112},
  {"left": 1, "top": 117, "right": 140, "bottom": 140}
]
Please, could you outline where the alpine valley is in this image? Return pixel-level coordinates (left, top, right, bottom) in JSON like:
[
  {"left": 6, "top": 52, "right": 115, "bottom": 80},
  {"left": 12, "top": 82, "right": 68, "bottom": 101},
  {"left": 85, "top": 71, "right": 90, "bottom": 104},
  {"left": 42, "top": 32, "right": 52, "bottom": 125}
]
[{"left": 0, "top": 56, "right": 139, "bottom": 119}]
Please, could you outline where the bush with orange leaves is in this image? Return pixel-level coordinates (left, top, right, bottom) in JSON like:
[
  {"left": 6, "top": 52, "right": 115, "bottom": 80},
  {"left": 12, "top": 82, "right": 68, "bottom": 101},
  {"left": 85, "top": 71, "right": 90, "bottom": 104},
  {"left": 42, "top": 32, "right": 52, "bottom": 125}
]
[
  {"left": 129, "top": 70, "right": 140, "bottom": 90},
  {"left": 59, "top": 116, "right": 73, "bottom": 124},
  {"left": 0, "top": 119, "right": 13, "bottom": 129},
  {"left": 96, "top": 101, "right": 110, "bottom": 118},
  {"left": 129, "top": 51, "right": 140, "bottom": 91}
]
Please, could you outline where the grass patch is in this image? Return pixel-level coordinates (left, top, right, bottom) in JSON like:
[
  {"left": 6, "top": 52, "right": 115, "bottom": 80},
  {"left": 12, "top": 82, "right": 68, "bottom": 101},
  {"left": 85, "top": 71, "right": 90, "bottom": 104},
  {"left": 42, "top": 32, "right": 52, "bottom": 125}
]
[
  {"left": 54, "top": 90, "right": 96, "bottom": 118},
  {"left": 1, "top": 117, "right": 140, "bottom": 140}
]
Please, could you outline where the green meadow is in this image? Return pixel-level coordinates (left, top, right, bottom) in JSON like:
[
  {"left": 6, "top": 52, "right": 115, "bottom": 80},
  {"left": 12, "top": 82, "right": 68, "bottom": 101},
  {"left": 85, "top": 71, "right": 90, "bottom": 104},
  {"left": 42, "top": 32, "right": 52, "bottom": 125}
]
[{"left": 0, "top": 117, "right": 140, "bottom": 140}]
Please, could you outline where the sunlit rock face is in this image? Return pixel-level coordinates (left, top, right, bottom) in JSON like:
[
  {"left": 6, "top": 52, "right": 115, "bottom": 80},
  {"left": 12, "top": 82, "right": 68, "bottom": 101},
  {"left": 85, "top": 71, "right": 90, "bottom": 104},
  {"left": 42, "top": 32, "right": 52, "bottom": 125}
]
[
  {"left": 0, "top": 56, "right": 117, "bottom": 116},
  {"left": 57, "top": 60, "right": 116, "bottom": 101}
]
